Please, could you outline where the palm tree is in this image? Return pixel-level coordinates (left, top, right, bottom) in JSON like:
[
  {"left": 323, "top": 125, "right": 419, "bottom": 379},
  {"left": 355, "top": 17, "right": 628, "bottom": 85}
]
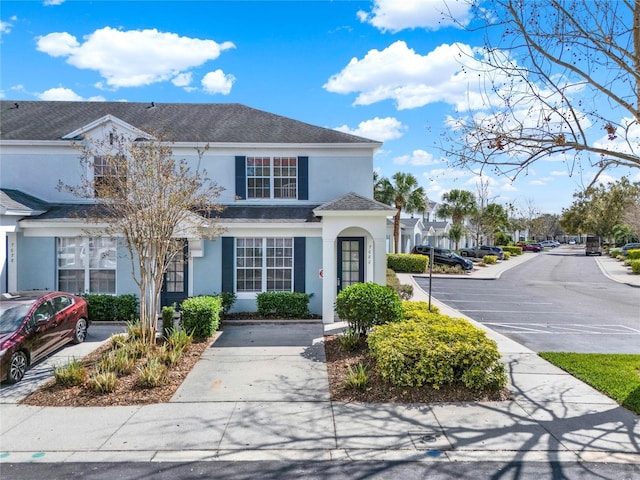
[
  {"left": 374, "top": 172, "right": 427, "bottom": 254},
  {"left": 436, "top": 189, "right": 477, "bottom": 249}
]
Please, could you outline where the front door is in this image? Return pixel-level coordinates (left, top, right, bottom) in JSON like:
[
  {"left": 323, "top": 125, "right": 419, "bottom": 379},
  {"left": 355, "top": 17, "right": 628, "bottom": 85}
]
[
  {"left": 337, "top": 237, "right": 364, "bottom": 292},
  {"left": 161, "top": 240, "right": 188, "bottom": 308}
]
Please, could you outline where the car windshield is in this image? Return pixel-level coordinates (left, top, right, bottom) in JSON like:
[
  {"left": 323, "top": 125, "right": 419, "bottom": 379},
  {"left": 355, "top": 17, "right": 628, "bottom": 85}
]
[{"left": 0, "top": 303, "right": 31, "bottom": 334}]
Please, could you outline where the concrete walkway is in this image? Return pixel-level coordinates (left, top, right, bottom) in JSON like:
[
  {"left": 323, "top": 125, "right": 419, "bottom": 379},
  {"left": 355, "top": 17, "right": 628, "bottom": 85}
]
[{"left": 0, "top": 249, "right": 638, "bottom": 465}]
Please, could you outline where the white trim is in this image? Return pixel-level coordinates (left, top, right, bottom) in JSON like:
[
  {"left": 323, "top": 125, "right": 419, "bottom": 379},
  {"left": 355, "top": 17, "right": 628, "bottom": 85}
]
[{"left": 62, "top": 114, "right": 154, "bottom": 141}]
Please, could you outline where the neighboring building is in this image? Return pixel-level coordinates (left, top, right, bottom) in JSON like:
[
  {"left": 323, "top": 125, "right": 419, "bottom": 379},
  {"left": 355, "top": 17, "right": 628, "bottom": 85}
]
[{"left": 0, "top": 101, "right": 395, "bottom": 322}]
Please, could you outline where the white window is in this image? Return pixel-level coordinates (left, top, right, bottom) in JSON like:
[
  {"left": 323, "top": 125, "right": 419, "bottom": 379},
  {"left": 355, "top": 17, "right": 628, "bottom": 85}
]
[
  {"left": 247, "top": 157, "right": 297, "bottom": 199},
  {"left": 57, "top": 237, "right": 116, "bottom": 294},
  {"left": 94, "top": 155, "right": 126, "bottom": 198},
  {"left": 236, "top": 238, "right": 293, "bottom": 292}
]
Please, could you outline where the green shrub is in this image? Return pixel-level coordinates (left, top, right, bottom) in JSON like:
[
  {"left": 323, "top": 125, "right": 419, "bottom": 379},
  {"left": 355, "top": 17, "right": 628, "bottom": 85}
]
[
  {"left": 54, "top": 359, "right": 87, "bottom": 386},
  {"left": 503, "top": 251, "right": 511, "bottom": 260},
  {"left": 83, "top": 294, "right": 138, "bottom": 322},
  {"left": 211, "top": 291, "right": 237, "bottom": 317},
  {"left": 609, "top": 248, "right": 622, "bottom": 257},
  {"left": 137, "top": 357, "right": 167, "bottom": 388},
  {"left": 161, "top": 304, "right": 176, "bottom": 339},
  {"left": 343, "top": 363, "right": 369, "bottom": 391},
  {"left": 401, "top": 301, "right": 440, "bottom": 319},
  {"left": 338, "top": 328, "right": 364, "bottom": 352},
  {"left": 483, "top": 254, "right": 498, "bottom": 264},
  {"left": 157, "top": 343, "right": 184, "bottom": 367},
  {"left": 99, "top": 349, "right": 136, "bottom": 376},
  {"left": 387, "top": 254, "right": 428, "bottom": 273},
  {"left": 256, "top": 292, "right": 310, "bottom": 317},
  {"left": 88, "top": 370, "right": 118, "bottom": 393},
  {"left": 367, "top": 316, "right": 507, "bottom": 391},
  {"left": 165, "top": 327, "right": 193, "bottom": 352},
  {"left": 626, "top": 249, "right": 640, "bottom": 260},
  {"left": 502, "top": 246, "right": 522, "bottom": 256},
  {"left": 181, "top": 295, "right": 222, "bottom": 338},
  {"left": 335, "top": 282, "right": 403, "bottom": 335},
  {"left": 630, "top": 259, "right": 640, "bottom": 274},
  {"left": 386, "top": 268, "right": 413, "bottom": 300}
]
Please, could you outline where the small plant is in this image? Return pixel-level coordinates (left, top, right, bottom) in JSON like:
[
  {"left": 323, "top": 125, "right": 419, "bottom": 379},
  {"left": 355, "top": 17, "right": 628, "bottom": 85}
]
[
  {"left": 126, "top": 338, "right": 152, "bottom": 359},
  {"left": 161, "top": 304, "right": 176, "bottom": 339},
  {"left": 99, "top": 349, "right": 136, "bottom": 376},
  {"left": 256, "top": 292, "right": 310, "bottom": 318},
  {"left": 338, "top": 329, "right": 363, "bottom": 352},
  {"left": 137, "top": 357, "right": 167, "bottom": 388},
  {"left": 335, "top": 282, "right": 403, "bottom": 335},
  {"left": 109, "top": 333, "right": 128, "bottom": 350},
  {"left": 482, "top": 254, "right": 498, "bottom": 265},
  {"left": 54, "top": 358, "right": 87, "bottom": 386},
  {"left": 343, "top": 363, "right": 369, "bottom": 391},
  {"left": 157, "top": 343, "right": 184, "bottom": 367},
  {"left": 88, "top": 370, "right": 118, "bottom": 393},
  {"left": 165, "top": 328, "right": 193, "bottom": 352},
  {"left": 126, "top": 321, "right": 144, "bottom": 341},
  {"left": 181, "top": 296, "right": 222, "bottom": 338}
]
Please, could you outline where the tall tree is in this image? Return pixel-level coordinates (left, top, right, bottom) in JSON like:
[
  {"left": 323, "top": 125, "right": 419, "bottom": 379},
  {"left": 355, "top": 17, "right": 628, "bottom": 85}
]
[
  {"left": 374, "top": 172, "right": 427, "bottom": 253},
  {"left": 445, "top": 0, "right": 639, "bottom": 186},
  {"left": 61, "top": 131, "right": 224, "bottom": 343},
  {"left": 436, "top": 189, "right": 477, "bottom": 249}
]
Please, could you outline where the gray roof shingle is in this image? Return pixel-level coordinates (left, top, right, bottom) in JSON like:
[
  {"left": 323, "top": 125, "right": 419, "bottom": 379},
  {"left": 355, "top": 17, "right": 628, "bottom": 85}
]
[
  {"left": 0, "top": 189, "right": 49, "bottom": 214},
  {"left": 0, "top": 101, "right": 380, "bottom": 145},
  {"left": 314, "top": 192, "right": 396, "bottom": 212}
]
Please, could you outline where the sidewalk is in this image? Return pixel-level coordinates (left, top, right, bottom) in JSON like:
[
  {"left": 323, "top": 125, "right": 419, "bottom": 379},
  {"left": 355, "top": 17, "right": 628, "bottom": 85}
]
[{"left": 0, "top": 251, "right": 638, "bottom": 465}]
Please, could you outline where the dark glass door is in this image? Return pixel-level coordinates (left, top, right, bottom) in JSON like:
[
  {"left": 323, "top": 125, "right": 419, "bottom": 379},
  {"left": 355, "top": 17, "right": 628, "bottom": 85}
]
[
  {"left": 337, "top": 237, "right": 364, "bottom": 292},
  {"left": 161, "top": 240, "right": 188, "bottom": 308}
]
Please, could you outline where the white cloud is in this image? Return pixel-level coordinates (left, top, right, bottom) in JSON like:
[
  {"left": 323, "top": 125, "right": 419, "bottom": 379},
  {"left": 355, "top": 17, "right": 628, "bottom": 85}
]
[
  {"left": 36, "top": 27, "right": 235, "bottom": 89},
  {"left": 44, "top": 0, "right": 65, "bottom": 5},
  {"left": 1, "top": 17, "right": 16, "bottom": 36},
  {"left": 201, "top": 69, "right": 235, "bottom": 95},
  {"left": 393, "top": 149, "right": 440, "bottom": 166},
  {"left": 172, "top": 72, "right": 193, "bottom": 88},
  {"left": 37, "top": 87, "right": 105, "bottom": 101},
  {"left": 357, "top": 0, "right": 473, "bottom": 33},
  {"left": 334, "top": 116, "right": 405, "bottom": 141},
  {"left": 324, "top": 41, "right": 499, "bottom": 110},
  {"left": 550, "top": 170, "right": 568, "bottom": 177}
]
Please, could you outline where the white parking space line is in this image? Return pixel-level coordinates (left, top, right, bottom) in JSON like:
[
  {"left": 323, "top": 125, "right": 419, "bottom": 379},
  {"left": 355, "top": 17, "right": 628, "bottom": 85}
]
[{"left": 484, "top": 323, "right": 640, "bottom": 334}]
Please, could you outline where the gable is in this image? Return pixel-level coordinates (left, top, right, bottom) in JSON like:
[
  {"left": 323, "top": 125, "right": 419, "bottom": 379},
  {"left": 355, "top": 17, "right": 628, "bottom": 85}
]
[{"left": 61, "top": 114, "right": 154, "bottom": 142}]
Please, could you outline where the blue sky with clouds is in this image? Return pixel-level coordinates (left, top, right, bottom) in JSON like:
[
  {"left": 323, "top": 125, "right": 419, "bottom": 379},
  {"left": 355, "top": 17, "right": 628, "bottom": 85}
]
[{"left": 2, "top": 0, "right": 637, "bottom": 215}]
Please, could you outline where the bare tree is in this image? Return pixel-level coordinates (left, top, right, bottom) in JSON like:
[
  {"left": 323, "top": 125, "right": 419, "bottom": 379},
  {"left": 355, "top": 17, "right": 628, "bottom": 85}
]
[
  {"left": 444, "top": 0, "right": 639, "bottom": 186},
  {"left": 61, "top": 131, "right": 224, "bottom": 343}
]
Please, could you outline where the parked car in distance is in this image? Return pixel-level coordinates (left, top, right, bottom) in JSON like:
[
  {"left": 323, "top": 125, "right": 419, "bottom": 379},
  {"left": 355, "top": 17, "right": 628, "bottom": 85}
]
[
  {"left": 410, "top": 245, "right": 474, "bottom": 271},
  {"left": 458, "top": 245, "right": 505, "bottom": 260},
  {"left": 621, "top": 242, "right": 640, "bottom": 255},
  {"left": 517, "top": 242, "right": 542, "bottom": 252},
  {"left": 568, "top": 239, "right": 577, "bottom": 245},
  {"left": 539, "top": 240, "right": 560, "bottom": 248},
  {"left": 0, "top": 291, "right": 89, "bottom": 384}
]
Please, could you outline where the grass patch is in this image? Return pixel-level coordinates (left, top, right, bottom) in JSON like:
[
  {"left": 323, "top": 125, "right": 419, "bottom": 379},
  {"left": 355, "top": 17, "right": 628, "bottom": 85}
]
[{"left": 539, "top": 352, "right": 640, "bottom": 414}]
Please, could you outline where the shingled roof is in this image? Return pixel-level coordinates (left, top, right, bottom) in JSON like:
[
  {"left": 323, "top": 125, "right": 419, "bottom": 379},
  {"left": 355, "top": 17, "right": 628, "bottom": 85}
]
[
  {"left": 314, "top": 192, "right": 396, "bottom": 212},
  {"left": 0, "top": 101, "right": 380, "bottom": 145},
  {"left": 0, "top": 189, "right": 49, "bottom": 215}
]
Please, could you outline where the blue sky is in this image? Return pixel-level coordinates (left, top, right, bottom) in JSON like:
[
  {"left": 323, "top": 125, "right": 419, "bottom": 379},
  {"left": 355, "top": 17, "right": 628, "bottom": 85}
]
[{"left": 2, "top": 0, "right": 637, "bottom": 215}]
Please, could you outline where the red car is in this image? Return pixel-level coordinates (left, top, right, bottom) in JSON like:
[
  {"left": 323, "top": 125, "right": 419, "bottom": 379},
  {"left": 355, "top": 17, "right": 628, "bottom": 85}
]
[
  {"left": 517, "top": 242, "right": 542, "bottom": 252},
  {"left": 0, "top": 291, "right": 89, "bottom": 384}
]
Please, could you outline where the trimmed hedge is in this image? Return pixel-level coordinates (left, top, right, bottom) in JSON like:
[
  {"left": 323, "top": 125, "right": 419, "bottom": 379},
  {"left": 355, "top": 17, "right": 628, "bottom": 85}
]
[
  {"left": 256, "top": 292, "right": 310, "bottom": 318},
  {"left": 401, "top": 300, "right": 440, "bottom": 318},
  {"left": 483, "top": 254, "right": 498, "bottom": 264},
  {"left": 502, "top": 246, "right": 523, "bottom": 256},
  {"left": 630, "top": 259, "right": 640, "bottom": 274},
  {"left": 181, "top": 296, "right": 222, "bottom": 338},
  {"left": 626, "top": 249, "right": 640, "bottom": 260},
  {"left": 387, "top": 254, "right": 428, "bottom": 273},
  {"left": 83, "top": 294, "right": 138, "bottom": 322},
  {"left": 335, "top": 282, "right": 403, "bottom": 335},
  {"left": 367, "top": 311, "right": 506, "bottom": 391}
]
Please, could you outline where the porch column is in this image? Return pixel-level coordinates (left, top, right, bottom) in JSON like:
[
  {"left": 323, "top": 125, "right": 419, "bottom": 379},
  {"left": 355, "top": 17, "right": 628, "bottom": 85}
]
[
  {"left": 373, "top": 235, "right": 387, "bottom": 286},
  {"left": 321, "top": 237, "right": 336, "bottom": 324}
]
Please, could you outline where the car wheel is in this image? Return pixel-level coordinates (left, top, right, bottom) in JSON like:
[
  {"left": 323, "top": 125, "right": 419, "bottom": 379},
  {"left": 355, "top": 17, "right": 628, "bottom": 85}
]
[
  {"left": 72, "top": 318, "right": 88, "bottom": 344},
  {"left": 6, "top": 351, "right": 27, "bottom": 384}
]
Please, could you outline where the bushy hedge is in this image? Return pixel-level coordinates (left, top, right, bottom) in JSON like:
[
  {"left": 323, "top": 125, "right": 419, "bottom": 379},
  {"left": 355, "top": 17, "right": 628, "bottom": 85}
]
[
  {"left": 387, "top": 254, "right": 428, "bottom": 273},
  {"left": 609, "top": 248, "right": 622, "bottom": 257},
  {"left": 401, "top": 300, "right": 440, "bottom": 318},
  {"left": 483, "top": 254, "right": 498, "bottom": 264},
  {"left": 212, "top": 291, "right": 237, "bottom": 316},
  {"left": 367, "top": 311, "right": 506, "bottom": 391},
  {"left": 256, "top": 292, "right": 310, "bottom": 318},
  {"left": 630, "top": 259, "right": 640, "bottom": 274},
  {"left": 501, "top": 246, "right": 522, "bottom": 256},
  {"left": 83, "top": 294, "right": 138, "bottom": 322},
  {"left": 181, "top": 296, "right": 222, "bottom": 338},
  {"left": 626, "top": 249, "right": 640, "bottom": 260},
  {"left": 335, "top": 282, "right": 403, "bottom": 335},
  {"left": 503, "top": 251, "right": 511, "bottom": 260}
]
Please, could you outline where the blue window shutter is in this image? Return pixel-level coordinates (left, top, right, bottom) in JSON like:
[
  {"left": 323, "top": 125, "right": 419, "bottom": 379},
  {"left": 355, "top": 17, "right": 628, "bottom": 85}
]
[
  {"left": 235, "top": 156, "right": 246, "bottom": 200},
  {"left": 221, "top": 237, "right": 234, "bottom": 292},
  {"left": 297, "top": 156, "right": 308, "bottom": 200},
  {"left": 294, "top": 237, "right": 305, "bottom": 293}
]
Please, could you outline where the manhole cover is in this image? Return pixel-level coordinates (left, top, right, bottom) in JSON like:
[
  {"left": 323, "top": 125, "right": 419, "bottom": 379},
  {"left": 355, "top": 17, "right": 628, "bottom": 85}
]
[{"left": 409, "top": 430, "right": 452, "bottom": 451}]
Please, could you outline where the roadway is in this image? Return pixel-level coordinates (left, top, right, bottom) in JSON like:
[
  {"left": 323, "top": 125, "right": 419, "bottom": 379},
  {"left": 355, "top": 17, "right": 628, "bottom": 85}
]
[{"left": 414, "top": 248, "right": 640, "bottom": 353}]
